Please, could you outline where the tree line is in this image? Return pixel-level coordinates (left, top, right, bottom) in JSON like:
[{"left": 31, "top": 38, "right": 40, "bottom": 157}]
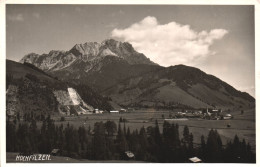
[{"left": 6, "top": 116, "right": 255, "bottom": 163}]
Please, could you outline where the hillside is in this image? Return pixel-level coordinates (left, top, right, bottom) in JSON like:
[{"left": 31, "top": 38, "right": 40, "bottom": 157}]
[
  {"left": 50, "top": 56, "right": 162, "bottom": 92},
  {"left": 102, "top": 65, "right": 254, "bottom": 110},
  {"left": 6, "top": 60, "right": 113, "bottom": 118}
]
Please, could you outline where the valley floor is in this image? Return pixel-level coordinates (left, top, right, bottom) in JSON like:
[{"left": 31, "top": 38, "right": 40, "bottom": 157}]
[
  {"left": 6, "top": 108, "right": 255, "bottom": 163},
  {"left": 51, "top": 108, "right": 255, "bottom": 151}
]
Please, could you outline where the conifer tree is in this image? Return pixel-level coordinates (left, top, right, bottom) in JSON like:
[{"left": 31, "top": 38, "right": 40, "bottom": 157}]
[{"left": 93, "top": 122, "right": 107, "bottom": 160}]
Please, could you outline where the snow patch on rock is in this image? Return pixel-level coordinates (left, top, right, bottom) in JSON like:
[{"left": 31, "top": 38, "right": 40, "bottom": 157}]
[
  {"left": 68, "top": 88, "right": 94, "bottom": 110},
  {"left": 68, "top": 88, "right": 81, "bottom": 105}
]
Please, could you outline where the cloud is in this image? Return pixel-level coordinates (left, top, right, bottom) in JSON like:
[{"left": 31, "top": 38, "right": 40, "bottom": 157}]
[
  {"left": 7, "top": 13, "right": 24, "bottom": 22},
  {"left": 111, "top": 16, "right": 228, "bottom": 66}
]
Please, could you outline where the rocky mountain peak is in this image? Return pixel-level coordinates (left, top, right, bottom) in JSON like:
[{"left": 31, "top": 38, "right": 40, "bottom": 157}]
[
  {"left": 20, "top": 39, "right": 156, "bottom": 72},
  {"left": 101, "top": 38, "right": 134, "bottom": 52},
  {"left": 19, "top": 53, "right": 39, "bottom": 64},
  {"left": 48, "top": 50, "right": 66, "bottom": 55},
  {"left": 101, "top": 38, "right": 120, "bottom": 45},
  {"left": 69, "top": 42, "right": 101, "bottom": 58}
]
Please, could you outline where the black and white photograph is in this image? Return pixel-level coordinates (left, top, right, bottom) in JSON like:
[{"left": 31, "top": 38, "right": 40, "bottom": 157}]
[{"left": 1, "top": 0, "right": 259, "bottom": 165}]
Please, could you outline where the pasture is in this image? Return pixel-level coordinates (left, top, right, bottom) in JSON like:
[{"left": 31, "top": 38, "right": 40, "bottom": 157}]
[{"left": 52, "top": 108, "right": 256, "bottom": 150}]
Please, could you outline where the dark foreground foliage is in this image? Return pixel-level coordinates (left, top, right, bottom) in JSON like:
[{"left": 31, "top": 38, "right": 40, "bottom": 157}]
[{"left": 6, "top": 117, "right": 255, "bottom": 163}]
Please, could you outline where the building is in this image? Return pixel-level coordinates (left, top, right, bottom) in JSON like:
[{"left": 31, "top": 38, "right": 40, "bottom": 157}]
[
  {"left": 119, "top": 109, "right": 127, "bottom": 113},
  {"left": 223, "top": 114, "right": 232, "bottom": 120},
  {"left": 123, "top": 151, "right": 135, "bottom": 160},
  {"left": 94, "top": 109, "right": 104, "bottom": 114},
  {"left": 189, "top": 157, "right": 202, "bottom": 163},
  {"left": 110, "top": 110, "right": 119, "bottom": 113}
]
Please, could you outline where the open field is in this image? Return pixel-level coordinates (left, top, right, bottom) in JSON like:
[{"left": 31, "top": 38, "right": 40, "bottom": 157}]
[{"left": 51, "top": 108, "right": 255, "bottom": 150}]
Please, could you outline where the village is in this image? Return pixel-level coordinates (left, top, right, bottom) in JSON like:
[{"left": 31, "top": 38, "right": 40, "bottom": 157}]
[{"left": 71, "top": 106, "right": 234, "bottom": 121}]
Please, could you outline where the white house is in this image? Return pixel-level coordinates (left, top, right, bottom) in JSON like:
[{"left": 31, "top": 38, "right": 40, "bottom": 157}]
[
  {"left": 93, "top": 109, "right": 104, "bottom": 114},
  {"left": 223, "top": 114, "right": 232, "bottom": 120},
  {"left": 110, "top": 110, "right": 119, "bottom": 113}
]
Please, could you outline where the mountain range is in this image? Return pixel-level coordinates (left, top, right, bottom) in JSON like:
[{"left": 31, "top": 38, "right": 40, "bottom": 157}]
[{"left": 8, "top": 38, "right": 254, "bottom": 116}]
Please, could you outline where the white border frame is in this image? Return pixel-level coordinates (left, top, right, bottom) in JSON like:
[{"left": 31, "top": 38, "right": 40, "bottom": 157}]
[{"left": 0, "top": 0, "right": 259, "bottom": 167}]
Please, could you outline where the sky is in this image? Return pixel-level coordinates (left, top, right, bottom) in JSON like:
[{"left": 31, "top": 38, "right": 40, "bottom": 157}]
[{"left": 6, "top": 5, "right": 255, "bottom": 97}]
